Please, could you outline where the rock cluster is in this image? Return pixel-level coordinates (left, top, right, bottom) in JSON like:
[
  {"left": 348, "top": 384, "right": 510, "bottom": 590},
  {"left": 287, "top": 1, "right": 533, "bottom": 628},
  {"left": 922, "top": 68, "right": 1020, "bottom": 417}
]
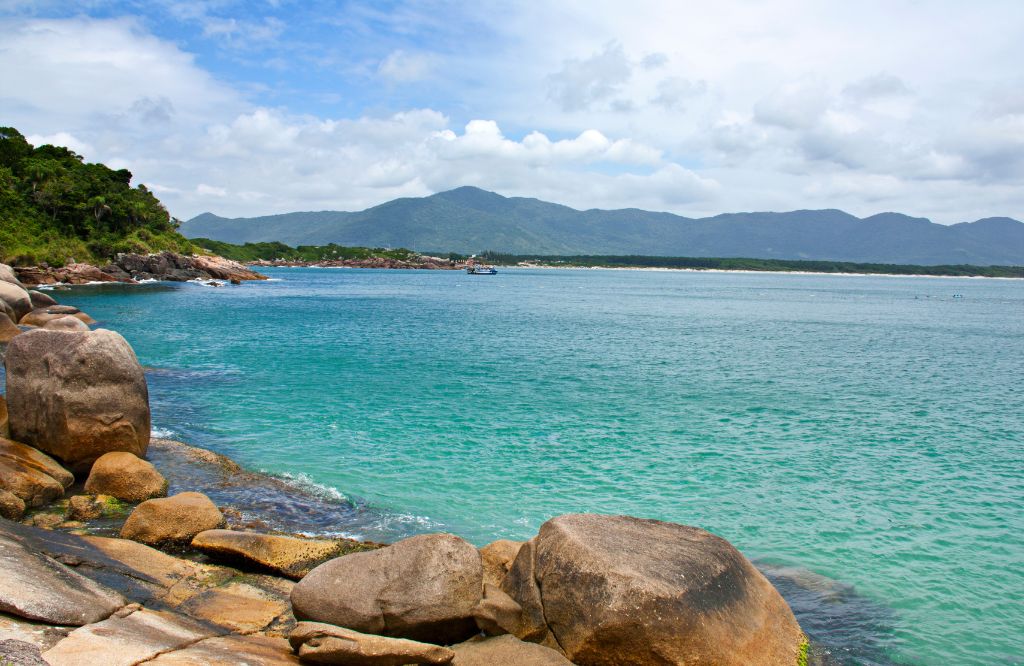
[
  {"left": 250, "top": 256, "right": 461, "bottom": 270},
  {"left": 12, "top": 252, "right": 265, "bottom": 286}
]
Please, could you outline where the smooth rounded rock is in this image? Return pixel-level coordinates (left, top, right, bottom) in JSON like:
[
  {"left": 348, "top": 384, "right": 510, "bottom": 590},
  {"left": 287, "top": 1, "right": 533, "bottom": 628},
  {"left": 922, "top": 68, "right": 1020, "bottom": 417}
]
[
  {"left": 288, "top": 622, "right": 455, "bottom": 665},
  {"left": 5, "top": 329, "right": 150, "bottom": 471},
  {"left": 0, "top": 282, "right": 32, "bottom": 323},
  {"left": 85, "top": 452, "right": 167, "bottom": 502},
  {"left": 501, "top": 514, "right": 805, "bottom": 666},
  {"left": 42, "top": 315, "right": 89, "bottom": 331},
  {"left": 479, "top": 539, "right": 522, "bottom": 588},
  {"left": 0, "top": 312, "right": 21, "bottom": 342},
  {"left": 0, "top": 438, "right": 75, "bottom": 489},
  {"left": 0, "top": 396, "right": 8, "bottom": 438},
  {"left": 120, "top": 492, "right": 225, "bottom": 548},
  {"left": 27, "top": 290, "right": 57, "bottom": 309},
  {"left": 291, "top": 533, "right": 483, "bottom": 644},
  {"left": 0, "top": 263, "right": 23, "bottom": 287}
]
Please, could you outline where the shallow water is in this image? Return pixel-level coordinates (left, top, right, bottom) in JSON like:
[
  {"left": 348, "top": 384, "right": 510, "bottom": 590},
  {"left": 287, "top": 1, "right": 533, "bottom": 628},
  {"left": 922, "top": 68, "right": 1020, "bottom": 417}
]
[{"left": 18, "top": 268, "right": 1024, "bottom": 665}]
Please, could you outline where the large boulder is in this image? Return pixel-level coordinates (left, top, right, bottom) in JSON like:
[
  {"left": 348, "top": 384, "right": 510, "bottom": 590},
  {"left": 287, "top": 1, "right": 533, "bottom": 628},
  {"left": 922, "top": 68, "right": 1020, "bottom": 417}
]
[
  {"left": 0, "top": 281, "right": 31, "bottom": 323},
  {"left": 288, "top": 622, "right": 455, "bottom": 665},
  {"left": 192, "top": 529, "right": 376, "bottom": 580},
  {"left": 5, "top": 328, "right": 150, "bottom": 471},
  {"left": 0, "top": 488, "right": 25, "bottom": 520},
  {"left": 0, "top": 531, "right": 127, "bottom": 625},
  {"left": 0, "top": 395, "right": 8, "bottom": 437},
  {"left": 291, "top": 533, "right": 483, "bottom": 644},
  {"left": 0, "top": 263, "right": 23, "bottom": 287},
  {"left": 0, "top": 438, "right": 75, "bottom": 489},
  {"left": 84, "top": 451, "right": 167, "bottom": 502},
  {"left": 120, "top": 492, "right": 225, "bottom": 548},
  {"left": 19, "top": 305, "right": 95, "bottom": 327},
  {"left": 145, "top": 634, "right": 298, "bottom": 665},
  {"left": 451, "top": 635, "right": 572, "bottom": 666},
  {"left": 0, "top": 438, "right": 73, "bottom": 506},
  {"left": 499, "top": 514, "right": 805, "bottom": 666},
  {"left": 27, "top": 290, "right": 57, "bottom": 309}
]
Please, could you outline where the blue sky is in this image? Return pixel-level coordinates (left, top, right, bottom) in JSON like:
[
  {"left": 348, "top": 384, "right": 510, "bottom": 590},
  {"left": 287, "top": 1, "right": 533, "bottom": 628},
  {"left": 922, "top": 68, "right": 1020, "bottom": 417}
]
[{"left": 2, "top": 1, "right": 1022, "bottom": 222}]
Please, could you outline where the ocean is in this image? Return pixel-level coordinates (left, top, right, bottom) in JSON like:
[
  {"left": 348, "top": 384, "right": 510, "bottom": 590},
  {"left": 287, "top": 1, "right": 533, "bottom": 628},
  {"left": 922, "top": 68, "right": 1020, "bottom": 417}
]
[{"left": 34, "top": 267, "right": 1024, "bottom": 665}]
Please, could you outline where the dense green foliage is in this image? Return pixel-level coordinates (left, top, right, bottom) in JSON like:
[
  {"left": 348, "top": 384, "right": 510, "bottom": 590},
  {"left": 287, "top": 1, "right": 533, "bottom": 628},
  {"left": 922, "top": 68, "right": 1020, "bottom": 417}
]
[
  {"left": 192, "top": 238, "right": 422, "bottom": 262},
  {"left": 476, "top": 251, "right": 1024, "bottom": 278},
  {"left": 0, "top": 127, "right": 195, "bottom": 266}
]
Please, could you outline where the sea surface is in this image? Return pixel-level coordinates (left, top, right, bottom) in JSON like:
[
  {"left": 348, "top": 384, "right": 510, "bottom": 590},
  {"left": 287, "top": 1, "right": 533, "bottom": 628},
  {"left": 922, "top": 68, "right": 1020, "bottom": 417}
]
[{"left": 23, "top": 268, "right": 1024, "bottom": 665}]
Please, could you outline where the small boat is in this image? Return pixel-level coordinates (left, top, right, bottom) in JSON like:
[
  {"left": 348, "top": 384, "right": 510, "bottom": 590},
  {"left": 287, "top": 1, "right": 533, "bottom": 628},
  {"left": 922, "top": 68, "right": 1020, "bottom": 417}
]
[{"left": 466, "top": 256, "right": 497, "bottom": 275}]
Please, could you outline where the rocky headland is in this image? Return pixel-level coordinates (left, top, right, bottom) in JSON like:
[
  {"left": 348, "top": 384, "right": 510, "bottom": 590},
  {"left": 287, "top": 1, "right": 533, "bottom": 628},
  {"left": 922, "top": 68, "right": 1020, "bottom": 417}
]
[
  {"left": 0, "top": 262, "right": 812, "bottom": 666},
  {"left": 12, "top": 252, "right": 266, "bottom": 287},
  {"left": 248, "top": 256, "right": 463, "bottom": 270}
]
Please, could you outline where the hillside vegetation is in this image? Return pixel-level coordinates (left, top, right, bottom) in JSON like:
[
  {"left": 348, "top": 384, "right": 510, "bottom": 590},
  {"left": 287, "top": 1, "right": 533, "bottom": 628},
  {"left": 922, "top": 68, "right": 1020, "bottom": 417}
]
[
  {"left": 0, "top": 127, "right": 195, "bottom": 266},
  {"left": 192, "top": 238, "right": 423, "bottom": 263}
]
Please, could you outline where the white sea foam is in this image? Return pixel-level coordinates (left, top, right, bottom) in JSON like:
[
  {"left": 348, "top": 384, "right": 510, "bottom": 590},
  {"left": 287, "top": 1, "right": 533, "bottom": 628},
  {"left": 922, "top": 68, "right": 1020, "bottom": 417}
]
[
  {"left": 265, "top": 470, "right": 351, "bottom": 503},
  {"left": 151, "top": 426, "right": 177, "bottom": 439}
]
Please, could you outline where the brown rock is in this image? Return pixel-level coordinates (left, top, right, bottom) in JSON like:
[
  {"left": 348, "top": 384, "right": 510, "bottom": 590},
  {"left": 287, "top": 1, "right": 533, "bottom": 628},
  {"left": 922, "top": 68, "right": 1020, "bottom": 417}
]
[
  {"left": 0, "top": 396, "right": 8, "bottom": 438},
  {"left": 0, "top": 531, "right": 127, "bottom": 625},
  {"left": 0, "top": 638, "right": 49, "bottom": 666},
  {"left": 0, "top": 312, "right": 20, "bottom": 343},
  {"left": 0, "top": 459, "right": 64, "bottom": 507},
  {"left": 0, "top": 263, "right": 23, "bottom": 287},
  {"left": 479, "top": 539, "right": 522, "bottom": 588},
  {"left": 0, "top": 489, "right": 26, "bottom": 520},
  {"left": 84, "top": 451, "right": 167, "bottom": 502},
  {"left": 451, "top": 635, "right": 572, "bottom": 666},
  {"left": 191, "top": 254, "right": 267, "bottom": 281},
  {"left": 0, "top": 614, "right": 71, "bottom": 652},
  {"left": 471, "top": 583, "right": 527, "bottom": 638},
  {"left": 192, "top": 529, "right": 370, "bottom": 580},
  {"left": 21, "top": 512, "right": 65, "bottom": 530},
  {"left": 0, "top": 438, "right": 75, "bottom": 489},
  {"left": 0, "top": 282, "right": 32, "bottom": 323},
  {"left": 120, "top": 492, "right": 225, "bottom": 548},
  {"left": 288, "top": 622, "right": 455, "bottom": 666},
  {"left": 27, "top": 290, "right": 57, "bottom": 309},
  {"left": 5, "top": 328, "right": 151, "bottom": 472},
  {"left": 65, "top": 494, "right": 126, "bottom": 521},
  {"left": 177, "top": 581, "right": 290, "bottom": 634},
  {"left": 146, "top": 634, "right": 299, "bottom": 665},
  {"left": 502, "top": 514, "right": 805, "bottom": 666},
  {"left": 41, "top": 607, "right": 224, "bottom": 666},
  {"left": 42, "top": 315, "right": 89, "bottom": 331},
  {"left": 291, "top": 533, "right": 483, "bottom": 644}
]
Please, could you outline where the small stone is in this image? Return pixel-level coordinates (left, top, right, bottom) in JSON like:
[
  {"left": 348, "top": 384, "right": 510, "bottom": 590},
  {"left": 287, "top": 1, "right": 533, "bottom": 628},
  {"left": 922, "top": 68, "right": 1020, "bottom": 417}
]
[
  {"left": 0, "top": 489, "right": 26, "bottom": 520},
  {"left": 120, "top": 492, "right": 225, "bottom": 548}
]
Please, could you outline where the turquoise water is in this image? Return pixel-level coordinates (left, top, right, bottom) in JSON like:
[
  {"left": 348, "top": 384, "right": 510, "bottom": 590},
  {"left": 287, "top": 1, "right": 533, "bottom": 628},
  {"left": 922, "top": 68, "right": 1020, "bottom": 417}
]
[{"left": 37, "top": 268, "right": 1024, "bottom": 665}]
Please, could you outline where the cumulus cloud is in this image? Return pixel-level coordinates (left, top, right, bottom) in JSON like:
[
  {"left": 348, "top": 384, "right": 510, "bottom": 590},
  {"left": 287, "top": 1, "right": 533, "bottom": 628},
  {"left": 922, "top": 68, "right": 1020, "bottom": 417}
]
[
  {"left": 378, "top": 49, "right": 437, "bottom": 82},
  {"left": 547, "top": 42, "right": 633, "bottom": 111}
]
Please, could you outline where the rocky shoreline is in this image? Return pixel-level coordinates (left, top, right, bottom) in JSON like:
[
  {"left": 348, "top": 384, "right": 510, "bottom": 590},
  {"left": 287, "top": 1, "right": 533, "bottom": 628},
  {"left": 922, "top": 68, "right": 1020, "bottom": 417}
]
[
  {"left": 248, "top": 256, "right": 463, "bottom": 270},
  {"left": 11, "top": 251, "right": 266, "bottom": 287},
  {"left": 0, "top": 263, "right": 812, "bottom": 666}
]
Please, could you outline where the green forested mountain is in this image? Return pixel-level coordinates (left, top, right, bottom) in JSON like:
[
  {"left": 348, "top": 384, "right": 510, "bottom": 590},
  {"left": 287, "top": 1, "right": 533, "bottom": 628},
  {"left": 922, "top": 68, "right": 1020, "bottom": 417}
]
[
  {"left": 182, "top": 186, "right": 1024, "bottom": 266},
  {"left": 0, "top": 127, "right": 194, "bottom": 265}
]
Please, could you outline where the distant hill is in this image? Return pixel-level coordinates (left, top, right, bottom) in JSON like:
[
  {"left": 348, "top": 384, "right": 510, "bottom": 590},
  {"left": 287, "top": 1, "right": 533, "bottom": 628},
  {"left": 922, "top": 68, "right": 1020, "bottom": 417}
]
[{"left": 181, "top": 187, "right": 1024, "bottom": 265}]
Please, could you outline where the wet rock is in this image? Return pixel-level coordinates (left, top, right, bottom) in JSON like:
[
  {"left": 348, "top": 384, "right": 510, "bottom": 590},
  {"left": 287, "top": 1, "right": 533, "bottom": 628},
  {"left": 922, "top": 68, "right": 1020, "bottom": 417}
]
[
  {"left": 0, "top": 458, "right": 65, "bottom": 507},
  {"left": 21, "top": 512, "right": 65, "bottom": 530},
  {"left": 120, "top": 492, "right": 225, "bottom": 548},
  {"left": 42, "top": 315, "right": 89, "bottom": 331},
  {"left": 502, "top": 514, "right": 805, "bottom": 666},
  {"left": 0, "top": 488, "right": 26, "bottom": 520},
  {"left": 479, "top": 539, "right": 522, "bottom": 588},
  {"left": 291, "top": 533, "right": 483, "bottom": 644},
  {"left": 27, "top": 290, "right": 57, "bottom": 309},
  {"left": 146, "top": 634, "right": 299, "bottom": 665},
  {"left": 0, "top": 312, "right": 21, "bottom": 342},
  {"left": 288, "top": 622, "right": 455, "bottom": 666},
  {"left": 0, "top": 282, "right": 32, "bottom": 323},
  {"left": 65, "top": 494, "right": 123, "bottom": 521},
  {"left": 451, "top": 635, "right": 572, "bottom": 666},
  {"left": 0, "top": 438, "right": 75, "bottom": 490},
  {"left": 41, "top": 607, "right": 225, "bottom": 666},
  {"left": 5, "top": 328, "right": 151, "bottom": 472},
  {"left": 192, "top": 529, "right": 371, "bottom": 580},
  {"left": 0, "top": 638, "right": 48, "bottom": 666},
  {"left": 84, "top": 451, "right": 168, "bottom": 502},
  {"left": 0, "top": 531, "right": 127, "bottom": 625}
]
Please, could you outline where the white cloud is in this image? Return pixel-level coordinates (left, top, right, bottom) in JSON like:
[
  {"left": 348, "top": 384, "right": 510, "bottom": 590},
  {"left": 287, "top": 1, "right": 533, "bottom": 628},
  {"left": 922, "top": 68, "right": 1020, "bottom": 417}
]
[
  {"left": 547, "top": 41, "right": 633, "bottom": 111},
  {"left": 378, "top": 49, "right": 437, "bottom": 82},
  {"left": 25, "top": 131, "right": 93, "bottom": 157}
]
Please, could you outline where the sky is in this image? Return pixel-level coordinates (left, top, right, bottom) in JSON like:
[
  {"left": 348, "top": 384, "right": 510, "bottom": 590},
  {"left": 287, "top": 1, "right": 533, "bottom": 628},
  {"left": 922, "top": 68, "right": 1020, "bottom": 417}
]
[{"left": 1, "top": 1, "right": 1022, "bottom": 223}]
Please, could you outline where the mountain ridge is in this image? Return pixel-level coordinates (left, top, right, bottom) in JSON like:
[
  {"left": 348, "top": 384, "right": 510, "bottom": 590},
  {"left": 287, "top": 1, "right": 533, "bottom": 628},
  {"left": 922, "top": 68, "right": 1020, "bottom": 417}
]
[{"left": 181, "top": 186, "right": 1024, "bottom": 265}]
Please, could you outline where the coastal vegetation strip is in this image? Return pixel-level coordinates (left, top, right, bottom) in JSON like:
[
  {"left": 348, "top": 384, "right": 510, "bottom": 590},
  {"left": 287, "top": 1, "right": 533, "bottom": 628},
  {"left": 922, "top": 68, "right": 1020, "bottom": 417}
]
[{"left": 475, "top": 251, "right": 1024, "bottom": 278}]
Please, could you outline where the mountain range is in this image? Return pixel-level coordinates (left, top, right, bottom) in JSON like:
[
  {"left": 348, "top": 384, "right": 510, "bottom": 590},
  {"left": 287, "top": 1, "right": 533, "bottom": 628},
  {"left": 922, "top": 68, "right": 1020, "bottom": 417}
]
[{"left": 181, "top": 187, "right": 1024, "bottom": 265}]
